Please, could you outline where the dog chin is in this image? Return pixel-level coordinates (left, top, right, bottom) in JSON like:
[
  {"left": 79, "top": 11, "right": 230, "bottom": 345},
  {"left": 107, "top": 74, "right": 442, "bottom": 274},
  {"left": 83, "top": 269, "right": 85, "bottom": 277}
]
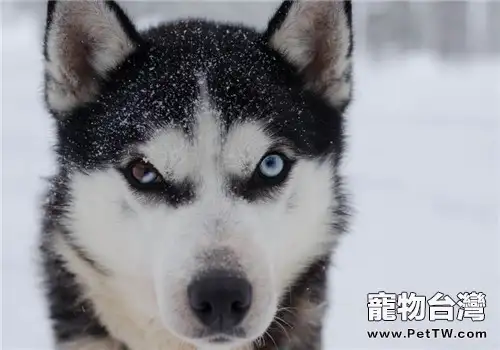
[
  {"left": 175, "top": 319, "right": 273, "bottom": 350},
  {"left": 191, "top": 335, "right": 250, "bottom": 350}
]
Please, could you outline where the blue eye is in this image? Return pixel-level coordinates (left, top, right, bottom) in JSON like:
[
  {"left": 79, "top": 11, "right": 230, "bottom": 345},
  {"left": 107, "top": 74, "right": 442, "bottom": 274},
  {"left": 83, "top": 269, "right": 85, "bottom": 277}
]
[
  {"left": 259, "top": 154, "right": 285, "bottom": 178},
  {"left": 139, "top": 170, "right": 157, "bottom": 184}
]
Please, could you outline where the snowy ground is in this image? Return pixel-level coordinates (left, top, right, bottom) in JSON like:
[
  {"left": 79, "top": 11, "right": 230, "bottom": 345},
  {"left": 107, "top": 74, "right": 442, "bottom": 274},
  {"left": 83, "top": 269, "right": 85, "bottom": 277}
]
[{"left": 2, "top": 3, "right": 499, "bottom": 350}]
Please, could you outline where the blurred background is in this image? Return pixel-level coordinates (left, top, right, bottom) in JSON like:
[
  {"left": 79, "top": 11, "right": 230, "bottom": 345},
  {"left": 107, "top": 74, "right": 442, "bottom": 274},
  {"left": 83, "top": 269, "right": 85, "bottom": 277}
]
[
  {"left": 2, "top": 1, "right": 499, "bottom": 350},
  {"left": 3, "top": 1, "right": 500, "bottom": 59}
]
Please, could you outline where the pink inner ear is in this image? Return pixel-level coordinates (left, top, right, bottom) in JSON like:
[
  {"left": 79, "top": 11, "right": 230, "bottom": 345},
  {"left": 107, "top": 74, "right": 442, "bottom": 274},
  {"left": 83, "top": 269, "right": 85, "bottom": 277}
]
[
  {"left": 44, "top": 1, "right": 137, "bottom": 114},
  {"left": 302, "top": 9, "right": 348, "bottom": 95},
  {"left": 57, "top": 24, "right": 96, "bottom": 88},
  {"left": 267, "top": 1, "right": 352, "bottom": 110}
]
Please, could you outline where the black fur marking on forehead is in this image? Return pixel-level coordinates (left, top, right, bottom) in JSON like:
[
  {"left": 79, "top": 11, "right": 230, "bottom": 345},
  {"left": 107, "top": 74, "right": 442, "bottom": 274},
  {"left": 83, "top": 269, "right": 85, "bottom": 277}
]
[{"left": 55, "top": 19, "right": 344, "bottom": 171}]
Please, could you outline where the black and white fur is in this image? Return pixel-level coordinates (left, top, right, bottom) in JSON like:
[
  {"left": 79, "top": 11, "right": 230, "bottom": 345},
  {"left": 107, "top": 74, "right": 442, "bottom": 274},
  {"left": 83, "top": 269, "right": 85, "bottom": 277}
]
[{"left": 40, "top": 1, "right": 353, "bottom": 349}]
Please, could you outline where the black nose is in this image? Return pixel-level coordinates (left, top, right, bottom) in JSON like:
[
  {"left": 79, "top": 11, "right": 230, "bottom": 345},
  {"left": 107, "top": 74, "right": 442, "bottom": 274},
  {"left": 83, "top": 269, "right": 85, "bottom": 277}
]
[{"left": 188, "top": 272, "right": 252, "bottom": 331}]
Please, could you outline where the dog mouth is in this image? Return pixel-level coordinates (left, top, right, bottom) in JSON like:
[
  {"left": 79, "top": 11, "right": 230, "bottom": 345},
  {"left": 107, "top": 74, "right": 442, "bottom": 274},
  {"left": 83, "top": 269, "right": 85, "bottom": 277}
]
[
  {"left": 188, "top": 332, "right": 248, "bottom": 349},
  {"left": 195, "top": 326, "right": 247, "bottom": 342},
  {"left": 206, "top": 334, "right": 236, "bottom": 344}
]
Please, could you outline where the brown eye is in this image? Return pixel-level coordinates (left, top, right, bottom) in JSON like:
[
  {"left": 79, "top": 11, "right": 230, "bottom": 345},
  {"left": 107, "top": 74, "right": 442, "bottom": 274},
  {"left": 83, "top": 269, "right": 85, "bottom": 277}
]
[{"left": 126, "top": 160, "right": 162, "bottom": 187}]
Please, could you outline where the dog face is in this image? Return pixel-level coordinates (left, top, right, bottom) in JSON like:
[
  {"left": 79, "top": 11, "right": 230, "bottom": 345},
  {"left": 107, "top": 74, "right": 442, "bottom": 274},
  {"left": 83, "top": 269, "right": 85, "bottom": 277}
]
[{"left": 43, "top": 1, "right": 352, "bottom": 348}]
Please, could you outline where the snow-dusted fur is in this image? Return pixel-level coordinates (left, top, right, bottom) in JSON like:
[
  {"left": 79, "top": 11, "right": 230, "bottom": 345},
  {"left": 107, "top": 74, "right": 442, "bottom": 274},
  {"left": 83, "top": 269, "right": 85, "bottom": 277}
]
[{"left": 40, "top": 1, "right": 353, "bottom": 349}]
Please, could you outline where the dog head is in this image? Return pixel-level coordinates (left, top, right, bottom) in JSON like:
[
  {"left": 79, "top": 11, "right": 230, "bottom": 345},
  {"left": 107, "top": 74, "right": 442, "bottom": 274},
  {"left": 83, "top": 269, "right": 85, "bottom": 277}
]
[{"left": 43, "top": 0, "right": 352, "bottom": 348}]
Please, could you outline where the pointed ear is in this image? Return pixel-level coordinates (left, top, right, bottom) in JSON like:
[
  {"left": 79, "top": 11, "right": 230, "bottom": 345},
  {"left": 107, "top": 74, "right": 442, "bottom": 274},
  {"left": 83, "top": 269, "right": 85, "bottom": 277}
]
[
  {"left": 265, "top": 0, "right": 353, "bottom": 111},
  {"left": 43, "top": 0, "right": 142, "bottom": 116}
]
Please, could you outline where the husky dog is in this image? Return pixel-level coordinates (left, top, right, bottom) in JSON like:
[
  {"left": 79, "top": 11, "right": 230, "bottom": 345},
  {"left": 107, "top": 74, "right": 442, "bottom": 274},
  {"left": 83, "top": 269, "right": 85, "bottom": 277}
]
[{"left": 40, "top": 0, "right": 353, "bottom": 349}]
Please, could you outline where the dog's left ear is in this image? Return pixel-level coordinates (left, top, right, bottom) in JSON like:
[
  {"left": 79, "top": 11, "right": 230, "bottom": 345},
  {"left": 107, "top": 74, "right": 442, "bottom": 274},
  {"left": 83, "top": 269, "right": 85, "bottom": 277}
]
[
  {"left": 264, "top": 0, "right": 353, "bottom": 111},
  {"left": 43, "top": 0, "right": 142, "bottom": 116}
]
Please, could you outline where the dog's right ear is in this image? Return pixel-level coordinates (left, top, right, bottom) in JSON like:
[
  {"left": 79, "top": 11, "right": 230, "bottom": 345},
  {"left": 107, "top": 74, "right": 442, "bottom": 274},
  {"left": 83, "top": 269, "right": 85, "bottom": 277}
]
[{"left": 43, "top": 0, "right": 141, "bottom": 117}]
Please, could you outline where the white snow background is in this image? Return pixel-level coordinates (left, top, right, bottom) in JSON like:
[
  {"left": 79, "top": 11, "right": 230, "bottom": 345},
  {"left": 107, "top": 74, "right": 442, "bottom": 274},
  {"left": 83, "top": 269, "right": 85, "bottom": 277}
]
[{"left": 1, "top": 2, "right": 499, "bottom": 350}]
